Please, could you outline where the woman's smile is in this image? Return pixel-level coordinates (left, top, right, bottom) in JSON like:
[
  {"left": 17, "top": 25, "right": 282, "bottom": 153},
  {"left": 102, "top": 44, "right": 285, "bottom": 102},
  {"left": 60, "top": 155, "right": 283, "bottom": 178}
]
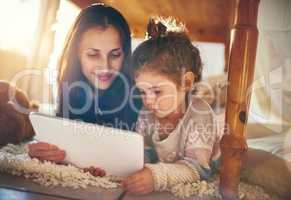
[{"left": 96, "top": 72, "right": 114, "bottom": 82}]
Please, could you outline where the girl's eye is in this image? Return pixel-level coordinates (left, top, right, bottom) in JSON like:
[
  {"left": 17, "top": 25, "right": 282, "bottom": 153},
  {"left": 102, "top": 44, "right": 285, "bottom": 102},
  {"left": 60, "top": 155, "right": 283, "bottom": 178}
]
[
  {"left": 139, "top": 90, "right": 146, "bottom": 96},
  {"left": 154, "top": 90, "right": 162, "bottom": 95}
]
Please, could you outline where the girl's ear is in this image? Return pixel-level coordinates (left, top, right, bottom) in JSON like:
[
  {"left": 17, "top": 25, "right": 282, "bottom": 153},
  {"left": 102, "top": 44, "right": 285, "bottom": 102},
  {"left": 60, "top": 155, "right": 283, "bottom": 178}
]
[{"left": 181, "top": 71, "right": 195, "bottom": 91}]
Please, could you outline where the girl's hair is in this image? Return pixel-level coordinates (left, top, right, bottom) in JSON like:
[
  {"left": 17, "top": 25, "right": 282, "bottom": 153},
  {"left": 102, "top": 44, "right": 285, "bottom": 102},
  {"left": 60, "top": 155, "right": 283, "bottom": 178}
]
[
  {"left": 57, "top": 3, "right": 132, "bottom": 116},
  {"left": 132, "top": 17, "right": 202, "bottom": 86}
]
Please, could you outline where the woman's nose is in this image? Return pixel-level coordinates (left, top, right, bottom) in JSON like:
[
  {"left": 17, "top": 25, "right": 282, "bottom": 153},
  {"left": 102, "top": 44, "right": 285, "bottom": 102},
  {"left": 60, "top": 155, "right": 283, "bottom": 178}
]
[{"left": 97, "top": 55, "right": 109, "bottom": 70}]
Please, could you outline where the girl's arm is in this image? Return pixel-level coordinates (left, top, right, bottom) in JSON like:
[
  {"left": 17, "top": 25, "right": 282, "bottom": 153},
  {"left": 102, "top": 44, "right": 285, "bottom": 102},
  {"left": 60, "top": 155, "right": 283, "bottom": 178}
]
[
  {"left": 144, "top": 113, "right": 220, "bottom": 192},
  {"left": 122, "top": 161, "right": 200, "bottom": 194},
  {"left": 145, "top": 161, "right": 200, "bottom": 191}
]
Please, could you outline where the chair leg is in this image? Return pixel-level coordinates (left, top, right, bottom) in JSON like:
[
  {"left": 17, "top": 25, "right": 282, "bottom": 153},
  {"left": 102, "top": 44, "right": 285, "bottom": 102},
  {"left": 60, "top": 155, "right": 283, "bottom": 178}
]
[{"left": 219, "top": 0, "right": 260, "bottom": 199}]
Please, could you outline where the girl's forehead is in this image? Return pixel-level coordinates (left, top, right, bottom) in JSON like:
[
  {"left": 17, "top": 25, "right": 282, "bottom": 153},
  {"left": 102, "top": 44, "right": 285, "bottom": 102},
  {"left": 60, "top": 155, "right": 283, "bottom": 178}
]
[{"left": 135, "top": 72, "right": 177, "bottom": 88}]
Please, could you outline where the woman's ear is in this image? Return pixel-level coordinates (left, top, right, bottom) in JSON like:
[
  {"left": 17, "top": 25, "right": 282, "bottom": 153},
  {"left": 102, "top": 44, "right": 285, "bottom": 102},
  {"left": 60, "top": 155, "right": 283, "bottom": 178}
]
[{"left": 181, "top": 71, "right": 195, "bottom": 91}]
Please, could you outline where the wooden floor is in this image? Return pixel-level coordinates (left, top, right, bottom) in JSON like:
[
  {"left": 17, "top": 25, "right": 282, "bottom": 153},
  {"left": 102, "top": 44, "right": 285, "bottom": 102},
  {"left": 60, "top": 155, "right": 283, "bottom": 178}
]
[{"left": 0, "top": 173, "right": 211, "bottom": 200}]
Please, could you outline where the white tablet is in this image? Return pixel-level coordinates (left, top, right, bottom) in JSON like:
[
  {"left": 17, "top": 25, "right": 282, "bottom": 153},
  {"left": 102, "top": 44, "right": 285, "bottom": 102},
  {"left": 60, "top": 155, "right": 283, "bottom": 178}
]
[{"left": 29, "top": 112, "right": 144, "bottom": 177}]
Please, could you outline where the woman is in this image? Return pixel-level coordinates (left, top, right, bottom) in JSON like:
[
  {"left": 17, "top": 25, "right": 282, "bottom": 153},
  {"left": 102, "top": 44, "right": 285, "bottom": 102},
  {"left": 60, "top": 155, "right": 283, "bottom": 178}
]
[{"left": 28, "top": 3, "right": 141, "bottom": 165}]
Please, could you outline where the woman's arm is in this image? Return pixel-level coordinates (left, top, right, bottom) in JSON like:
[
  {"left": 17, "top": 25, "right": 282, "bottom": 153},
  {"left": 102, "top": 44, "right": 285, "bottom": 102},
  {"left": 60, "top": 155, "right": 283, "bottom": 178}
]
[
  {"left": 29, "top": 142, "right": 105, "bottom": 177},
  {"left": 28, "top": 142, "right": 66, "bottom": 163}
]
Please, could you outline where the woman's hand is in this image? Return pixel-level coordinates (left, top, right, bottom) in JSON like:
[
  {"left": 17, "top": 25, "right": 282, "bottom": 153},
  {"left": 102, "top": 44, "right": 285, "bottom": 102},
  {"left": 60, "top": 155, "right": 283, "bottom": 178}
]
[
  {"left": 122, "top": 167, "right": 154, "bottom": 195},
  {"left": 83, "top": 166, "right": 106, "bottom": 177},
  {"left": 28, "top": 142, "right": 66, "bottom": 163}
]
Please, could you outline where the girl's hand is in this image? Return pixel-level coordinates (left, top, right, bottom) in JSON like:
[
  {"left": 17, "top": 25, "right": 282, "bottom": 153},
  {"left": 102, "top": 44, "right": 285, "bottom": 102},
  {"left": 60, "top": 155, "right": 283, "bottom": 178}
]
[
  {"left": 28, "top": 142, "right": 66, "bottom": 163},
  {"left": 83, "top": 166, "right": 106, "bottom": 177},
  {"left": 122, "top": 167, "right": 154, "bottom": 194}
]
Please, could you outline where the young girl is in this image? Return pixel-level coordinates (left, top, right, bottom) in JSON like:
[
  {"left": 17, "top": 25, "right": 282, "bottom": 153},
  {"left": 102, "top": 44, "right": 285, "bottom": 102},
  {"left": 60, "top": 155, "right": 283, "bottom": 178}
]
[
  {"left": 28, "top": 4, "right": 141, "bottom": 169},
  {"left": 122, "top": 18, "right": 223, "bottom": 194}
]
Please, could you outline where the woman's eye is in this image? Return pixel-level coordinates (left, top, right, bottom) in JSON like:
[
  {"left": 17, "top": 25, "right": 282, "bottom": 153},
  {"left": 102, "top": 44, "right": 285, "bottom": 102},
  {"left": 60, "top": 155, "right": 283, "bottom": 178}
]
[
  {"left": 87, "top": 53, "right": 98, "bottom": 57},
  {"left": 110, "top": 51, "right": 122, "bottom": 58}
]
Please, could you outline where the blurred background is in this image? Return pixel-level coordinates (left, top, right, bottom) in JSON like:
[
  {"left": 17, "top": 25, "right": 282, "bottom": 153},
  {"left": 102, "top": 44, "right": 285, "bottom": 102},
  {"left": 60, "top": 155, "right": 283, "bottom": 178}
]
[{"left": 0, "top": 0, "right": 290, "bottom": 161}]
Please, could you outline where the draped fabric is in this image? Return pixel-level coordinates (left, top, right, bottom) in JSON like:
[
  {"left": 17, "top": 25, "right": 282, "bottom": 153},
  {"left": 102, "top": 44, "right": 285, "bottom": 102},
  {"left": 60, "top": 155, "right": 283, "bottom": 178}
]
[
  {"left": 22, "top": 0, "right": 60, "bottom": 103},
  {"left": 251, "top": 0, "right": 291, "bottom": 126},
  {"left": 248, "top": 0, "right": 291, "bottom": 161}
]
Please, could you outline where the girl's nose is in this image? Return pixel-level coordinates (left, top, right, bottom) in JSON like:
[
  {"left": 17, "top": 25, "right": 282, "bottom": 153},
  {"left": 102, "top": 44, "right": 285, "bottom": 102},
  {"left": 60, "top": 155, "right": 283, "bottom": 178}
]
[{"left": 144, "top": 94, "right": 156, "bottom": 109}]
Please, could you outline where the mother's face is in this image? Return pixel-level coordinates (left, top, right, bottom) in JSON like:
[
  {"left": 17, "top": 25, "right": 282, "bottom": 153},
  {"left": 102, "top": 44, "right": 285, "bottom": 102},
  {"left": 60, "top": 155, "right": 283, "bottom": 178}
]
[{"left": 79, "top": 25, "right": 124, "bottom": 90}]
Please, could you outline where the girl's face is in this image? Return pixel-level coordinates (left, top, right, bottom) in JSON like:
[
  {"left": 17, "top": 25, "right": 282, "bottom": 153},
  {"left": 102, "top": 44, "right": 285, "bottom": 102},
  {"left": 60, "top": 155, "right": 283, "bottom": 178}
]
[
  {"left": 135, "top": 71, "right": 186, "bottom": 118},
  {"left": 79, "top": 25, "right": 124, "bottom": 90}
]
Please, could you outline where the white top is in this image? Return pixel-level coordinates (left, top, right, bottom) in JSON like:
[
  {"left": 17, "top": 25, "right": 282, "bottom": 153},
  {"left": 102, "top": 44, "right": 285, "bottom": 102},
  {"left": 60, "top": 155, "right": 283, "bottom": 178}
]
[
  {"left": 136, "top": 97, "right": 223, "bottom": 169},
  {"left": 152, "top": 121, "right": 181, "bottom": 162}
]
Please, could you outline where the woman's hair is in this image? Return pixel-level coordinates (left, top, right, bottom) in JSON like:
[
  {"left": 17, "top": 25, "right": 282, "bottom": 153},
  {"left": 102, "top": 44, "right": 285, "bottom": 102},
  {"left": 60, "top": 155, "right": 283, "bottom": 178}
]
[
  {"left": 57, "top": 3, "right": 132, "bottom": 116},
  {"left": 132, "top": 17, "right": 202, "bottom": 87}
]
